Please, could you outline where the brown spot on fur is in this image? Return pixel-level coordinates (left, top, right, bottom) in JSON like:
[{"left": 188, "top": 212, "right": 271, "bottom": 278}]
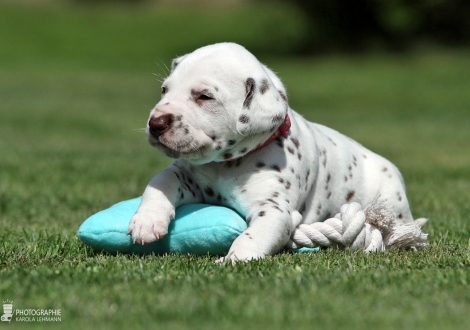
[
  {"left": 238, "top": 114, "right": 249, "bottom": 124},
  {"left": 272, "top": 114, "right": 284, "bottom": 124},
  {"left": 243, "top": 78, "right": 255, "bottom": 109},
  {"left": 260, "top": 79, "right": 269, "bottom": 94},
  {"left": 291, "top": 137, "right": 300, "bottom": 149},
  {"left": 272, "top": 205, "right": 283, "bottom": 213},
  {"left": 346, "top": 190, "right": 355, "bottom": 202},
  {"left": 271, "top": 165, "right": 281, "bottom": 172},
  {"left": 204, "top": 187, "right": 215, "bottom": 197}
]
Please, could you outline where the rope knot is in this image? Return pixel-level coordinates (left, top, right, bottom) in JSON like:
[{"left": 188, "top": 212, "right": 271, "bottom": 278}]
[{"left": 286, "top": 199, "right": 428, "bottom": 252}]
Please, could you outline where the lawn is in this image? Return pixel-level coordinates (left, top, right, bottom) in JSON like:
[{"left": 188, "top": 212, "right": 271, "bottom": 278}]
[{"left": 1, "top": 2, "right": 469, "bottom": 329}]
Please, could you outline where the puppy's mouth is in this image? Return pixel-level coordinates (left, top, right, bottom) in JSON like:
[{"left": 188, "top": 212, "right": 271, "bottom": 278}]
[
  {"left": 148, "top": 134, "right": 208, "bottom": 160},
  {"left": 145, "top": 114, "right": 217, "bottom": 162},
  {"left": 155, "top": 143, "right": 183, "bottom": 159}
]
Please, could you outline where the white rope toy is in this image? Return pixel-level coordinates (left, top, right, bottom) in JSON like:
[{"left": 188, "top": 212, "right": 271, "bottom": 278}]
[{"left": 286, "top": 199, "right": 429, "bottom": 252}]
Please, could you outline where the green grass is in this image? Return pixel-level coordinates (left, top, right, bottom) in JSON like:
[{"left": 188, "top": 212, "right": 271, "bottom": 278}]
[{"left": 1, "top": 2, "right": 470, "bottom": 329}]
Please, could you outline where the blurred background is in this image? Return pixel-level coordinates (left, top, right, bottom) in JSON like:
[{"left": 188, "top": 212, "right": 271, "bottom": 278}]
[
  {"left": 2, "top": 0, "right": 470, "bottom": 66},
  {"left": 1, "top": 0, "right": 470, "bottom": 60}
]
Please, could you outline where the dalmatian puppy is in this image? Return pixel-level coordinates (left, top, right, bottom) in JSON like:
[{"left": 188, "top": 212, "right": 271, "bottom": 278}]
[{"left": 128, "top": 42, "right": 418, "bottom": 262}]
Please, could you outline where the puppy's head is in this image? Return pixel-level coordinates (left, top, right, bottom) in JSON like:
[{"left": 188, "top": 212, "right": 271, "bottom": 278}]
[{"left": 146, "top": 43, "right": 289, "bottom": 165}]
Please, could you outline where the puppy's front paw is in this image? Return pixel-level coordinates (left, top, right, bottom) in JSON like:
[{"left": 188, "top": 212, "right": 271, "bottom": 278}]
[
  {"left": 216, "top": 243, "right": 267, "bottom": 265},
  {"left": 127, "top": 206, "right": 175, "bottom": 245},
  {"left": 215, "top": 252, "right": 250, "bottom": 266},
  {"left": 215, "top": 250, "right": 266, "bottom": 265}
]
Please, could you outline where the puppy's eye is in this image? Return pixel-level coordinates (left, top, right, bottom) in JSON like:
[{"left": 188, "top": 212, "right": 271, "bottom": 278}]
[
  {"left": 198, "top": 94, "right": 213, "bottom": 101},
  {"left": 191, "top": 90, "right": 215, "bottom": 104},
  {"left": 161, "top": 86, "right": 167, "bottom": 95}
]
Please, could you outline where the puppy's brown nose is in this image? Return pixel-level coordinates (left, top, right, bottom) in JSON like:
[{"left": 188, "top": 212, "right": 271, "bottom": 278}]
[{"left": 148, "top": 114, "right": 174, "bottom": 138}]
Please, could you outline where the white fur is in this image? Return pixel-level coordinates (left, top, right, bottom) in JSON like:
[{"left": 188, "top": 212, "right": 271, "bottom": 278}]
[{"left": 128, "top": 43, "right": 416, "bottom": 262}]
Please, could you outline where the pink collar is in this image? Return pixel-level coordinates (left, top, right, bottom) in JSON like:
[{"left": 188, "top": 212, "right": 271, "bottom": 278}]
[{"left": 227, "top": 114, "right": 291, "bottom": 162}]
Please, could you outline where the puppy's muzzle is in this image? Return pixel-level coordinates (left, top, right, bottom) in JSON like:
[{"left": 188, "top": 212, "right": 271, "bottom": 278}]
[{"left": 148, "top": 114, "right": 174, "bottom": 139}]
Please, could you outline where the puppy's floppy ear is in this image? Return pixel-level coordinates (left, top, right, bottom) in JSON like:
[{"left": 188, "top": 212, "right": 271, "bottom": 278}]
[
  {"left": 236, "top": 69, "right": 288, "bottom": 136},
  {"left": 170, "top": 55, "right": 187, "bottom": 72}
]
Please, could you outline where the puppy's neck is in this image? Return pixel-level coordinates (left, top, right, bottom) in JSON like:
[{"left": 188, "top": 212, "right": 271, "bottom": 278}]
[{"left": 226, "top": 114, "right": 291, "bottom": 162}]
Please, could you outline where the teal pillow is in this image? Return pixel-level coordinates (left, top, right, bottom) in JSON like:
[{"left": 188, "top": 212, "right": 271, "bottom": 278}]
[
  {"left": 78, "top": 197, "right": 320, "bottom": 256},
  {"left": 78, "top": 197, "right": 247, "bottom": 255}
]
